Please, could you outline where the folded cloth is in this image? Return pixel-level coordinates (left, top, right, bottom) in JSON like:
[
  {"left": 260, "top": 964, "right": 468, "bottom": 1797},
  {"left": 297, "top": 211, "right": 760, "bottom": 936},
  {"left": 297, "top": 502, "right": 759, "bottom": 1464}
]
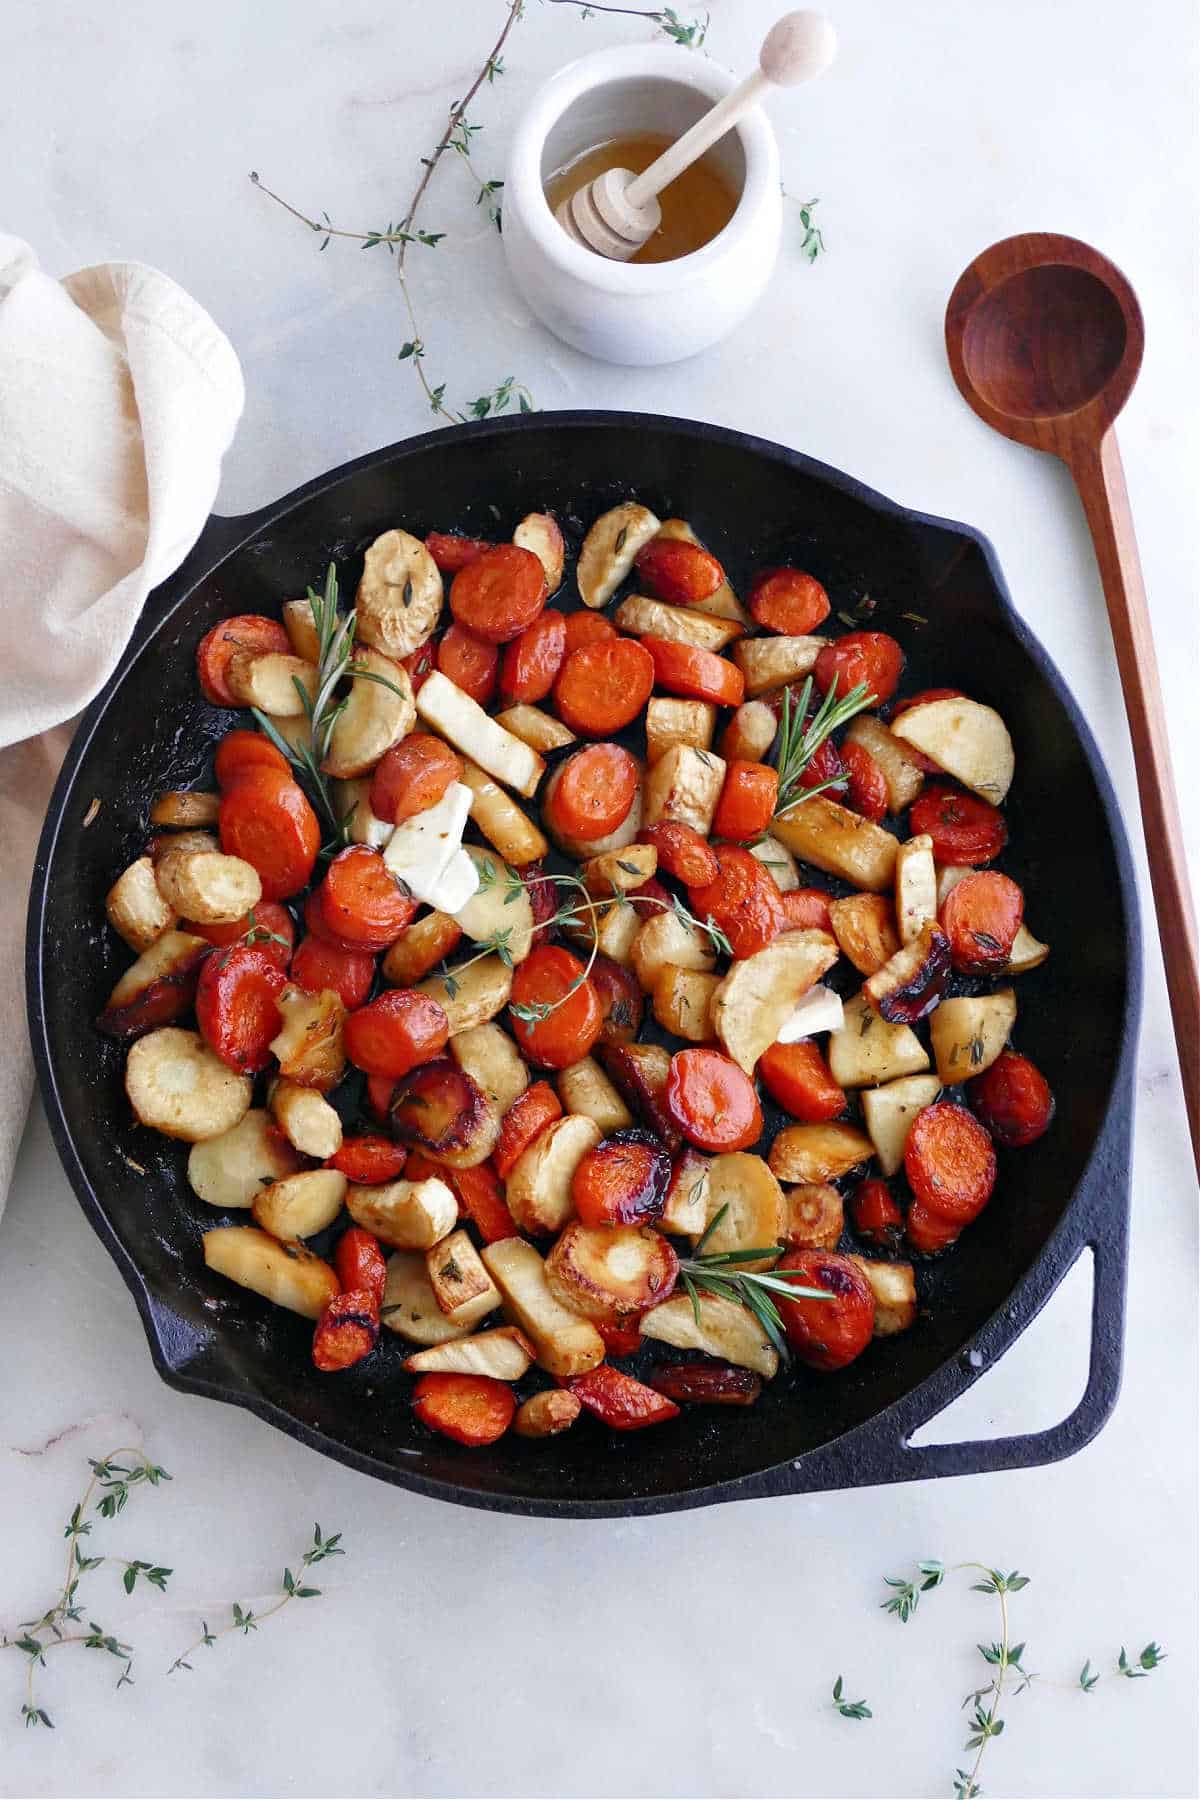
[{"left": 0, "top": 235, "right": 244, "bottom": 1216}]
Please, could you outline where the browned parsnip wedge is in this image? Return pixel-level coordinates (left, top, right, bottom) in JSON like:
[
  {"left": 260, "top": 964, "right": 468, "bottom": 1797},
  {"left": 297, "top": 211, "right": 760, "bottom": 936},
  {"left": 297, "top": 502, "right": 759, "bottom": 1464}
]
[
  {"left": 711, "top": 929, "right": 838, "bottom": 1074},
  {"left": 773, "top": 795, "right": 898, "bottom": 892},
  {"left": 513, "top": 512, "right": 565, "bottom": 595},
  {"left": 640, "top": 1290, "right": 779, "bottom": 1380},
  {"left": 480, "top": 1237, "right": 606, "bottom": 1378},
  {"left": 355, "top": 528, "right": 442, "bottom": 659},
  {"left": 644, "top": 698, "right": 717, "bottom": 765},
  {"left": 106, "top": 856, "right": 177, "bottom": 952},
  {"left": 126, "top": 1028, "right": 252, "bottom": 1141},
  {"left": 890, "top": 696, "right": 1014, "bottom": 804},
  {"left": 576, "top": 502, "right": 660, "bottom": 609},
  {"left": 847, "top": 1256, "right": 917, "bottom": 1335},
  {"left": 203, "top": 1226, "right": 338, "bottom": 1319}
]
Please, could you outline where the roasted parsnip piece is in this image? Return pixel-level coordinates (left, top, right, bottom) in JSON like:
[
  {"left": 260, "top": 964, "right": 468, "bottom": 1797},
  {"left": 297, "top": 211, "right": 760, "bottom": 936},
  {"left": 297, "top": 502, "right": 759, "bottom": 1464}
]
[
  {"left": 710, "top": 929, "right": 838, "bottom": 1074},
  {"left": 632, "top": 909, "right": 716, "bottom": 993},
  {"left": 513, "top": 1389, "right": 582, "bottom": 1437},
  {"left": 252, "top": 1169, "right": 347, "bottom": 1240},
  {"left": 415, "top": 670, "right": 544, "bottom": 798},
  {"left": 269, "top": 985, "right": 347, "bottom": 1092},
  {"left": 186, "top": 1108, "right": 307, "bottom": 1210},
  {"left": 505, "top": 1114, "right": 602, "bottom": 1235},
  {"left": 652, "top": 964, "right": 721, "bottom": 1042},
  {"left": 827, "top": 893, "right": 900, "bottom": 976},
  {"left": 494, "top": 704, "right": 576, "bottom": 754},
  {"left": 269, "top": 1077, "right": 343, "bottom": 1158},
  {"left": 382, "top": 910, "right": 462, "bottom": 986},
  {"left": 1007, "top": 923, "right": 1050, "bottom": 973},
  {"left": 149, "top": 791, "right": 221, "bottom": 829},
  {"left": 783, "top": 1183, "right": 844, "bottom": 1249},
  {"left": 480, "top": 1237, "right": 606, "bottom": 1378},
  {"left": 576, "top": 501, "right": 660, "bottom": 609},
  {"left": 827, "top": 993, "right": 931, "bottom": 1088},
  {"left": 773, "top": 795, "right": 898, "bottom": 893},
  {"left": 556, "top": 1057, "right": 634, "bottom": 1134},
  {"left": 453, "top": 849, "right": 535, "bottom": 963},
  {"left": 640, "top": 1290, "right": 779, "bottom": 1380},
  {"left": 749, "top": 834, "right": 799, "bottom": 891},
  {"left": 459, "top": 760, "right": 548, "bottom": 866},
  {"left": 449, "top": 1022, "right": 529, "bottom": 1114},
  {"left": 202, "top": 1226, "right": 338, "bottom": 1319},
  {"left": 768, "top": 1122, "right": 874, "bottom": 1184},
  {"left": 642, "top": 744, "right": 725, "bottom": 836},
  {"left": 380, "top": 1251, "right": 474, "bottom": 1346},
  {"left": 732, "top": 636, "right": 828, "bottom": 697},
  {"left": 581, "top": 843, "right": 658, "bottom": 896},
  {"left": 719, "top": 699, "right": 778, "bottom": 764},
  {"left": 355, "top": 528, "right": 442, "bottom": 659},
  {"left": 847, "top": 1256, "right": 917, "bottom": 1335},
  {"left": 282, "top": 596, "right": 320, "bottom": 661},
  {"left": 417, "top": 955, "right": 512, "bottom": 1033},
  {"left": 333, "top": 777, "right": 394, "bottom": 848},
  {"left": 890, "top": 695, "right": 1015, "bottom": 804},
  {"left": 425, "top": 1229, "right": 503, "bottom": 1326},
  {"left": 690, "top": 1153, "right": 785, "bottom": 1272},
  {"left": 226, "top": 653, "right": 318, "bottom": 715},
  {"left": 844, "top": 713, "right": 925, "bottom": 812},
  {"left": 346, "top": 1176, "right": 458, "bottom": 1250},
  {"left": 659, "top": 1148, "right": 711, "bottom": 1235},
  {"left": 861, "top": 1074, "right": 942, "bottom": 1176},
  {"left": 929, "top": 989, "right": 1017, "bottom": 1084},
  {"left": 404, "top": 1325, "right": 536, "bottom": 1380},
  {"left": 644, "top": 697, "right": 717, "bottom": 765},
  {"left": 546, "top": 1222, "right": 678, "bottom": 1325},
  {"left": 155, "top": 850, "right": 262, "bottom": 924},
  {"left": 322, "top": 648, "right": 415, "bottom": 779},
  {"left": 125, "top": 1027, "right": 252, "bottom": 1142},
  {"left": 614, "top": 594, "right": 742, "bottom": 652},
  {"left": 895, "top": 834, "right": 938, "bottom": 944},
  {"left": 512, "top": 511, "right": 564, "bottom": 594},
  {"left": 106, "top": 855, "right": 177, "bottom": 952}
]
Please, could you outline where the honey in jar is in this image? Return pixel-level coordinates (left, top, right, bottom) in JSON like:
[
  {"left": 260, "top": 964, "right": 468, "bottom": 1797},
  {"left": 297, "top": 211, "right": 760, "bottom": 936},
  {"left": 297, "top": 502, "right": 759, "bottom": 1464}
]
[{"left": 545, "top": 133, "right": 738, "bottom": 263}]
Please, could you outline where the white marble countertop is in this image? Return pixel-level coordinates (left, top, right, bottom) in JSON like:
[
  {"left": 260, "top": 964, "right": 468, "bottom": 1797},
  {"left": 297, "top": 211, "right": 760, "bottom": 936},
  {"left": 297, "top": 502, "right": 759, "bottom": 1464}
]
[{"left": 2, "top": 1, "right": 1196, "bottom": 1795}]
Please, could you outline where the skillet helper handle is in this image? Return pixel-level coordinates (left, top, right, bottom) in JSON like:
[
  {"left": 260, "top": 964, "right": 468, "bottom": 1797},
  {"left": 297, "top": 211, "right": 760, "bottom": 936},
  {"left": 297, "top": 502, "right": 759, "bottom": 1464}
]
[
  {"left": 132, "top": 509, "right": 276, "bottom": 648},
  {"left": 1070, "top": 430, "right": 1199, "bottom": 1177}
]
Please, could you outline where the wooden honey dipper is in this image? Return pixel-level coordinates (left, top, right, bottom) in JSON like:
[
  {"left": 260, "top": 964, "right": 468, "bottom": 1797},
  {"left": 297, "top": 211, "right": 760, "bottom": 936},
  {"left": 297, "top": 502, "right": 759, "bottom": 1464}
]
[{"left": 555, "top": 10, "right": 837, "bottom": 261}]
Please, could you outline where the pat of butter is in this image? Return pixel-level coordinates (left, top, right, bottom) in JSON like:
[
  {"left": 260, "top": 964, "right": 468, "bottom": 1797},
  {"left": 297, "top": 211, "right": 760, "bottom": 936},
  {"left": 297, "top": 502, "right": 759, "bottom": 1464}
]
[
  {"left": 432, "top": 848, "right": 481, "bottom": 915},
  {"left": 775, "top": 984, "right": 844, "bottom": 1043},
  {"left": 382, "top": 781, "right": 472, "bottom": 906}
]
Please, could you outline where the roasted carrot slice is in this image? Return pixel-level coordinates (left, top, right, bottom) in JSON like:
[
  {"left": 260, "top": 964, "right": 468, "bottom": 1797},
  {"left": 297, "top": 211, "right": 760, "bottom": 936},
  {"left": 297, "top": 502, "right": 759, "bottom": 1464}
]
[
  {"left": 219, "top": 769, "right": 320, "bottom": 902},
  {"left": 554, "top": 638, "right": 655, "bottom": 736},
  {"left": 841, "top": 739, "right": 889, "bottom": 820},
  {"left": 641, "top": 636, "right": 744, "bottom": 706},
  {"left": 508, "top": 945, "right": 602, "bottom": 1070},
  {"left": 370, "top": 733, "right": 463, "bottom": 825},
  {"left": 344, "top": 989, "right": 449, "bottom": 1079},
  {"left": 813, "top": 631, "right": 904, "bottom": 704},
  {"left": 192, "top": 902, "right": 295, "bottom": 970},
  {"left": 436, "top": 622, "right": 499, "bottom": 706},
  {"left": 563, "top": 611, "right": 617, "bottom": 656},
  {"left": 425, "top": 531, "right": 495, "bottom": 573},
  {"left": 195, "top": 944, "right": 286, "bottom": 1074},
  {"left": 848, "top": 1178, "right": 904, "bottom": 1249},
  {"left": 413, "top": 1372, "right": 515, "bottom": 1445},
  {"left": 967, "top": 1050, "right": 1055, "bottom": 1148},
  {"left": 312, "top": 1289, "right": 380, "bottom": 1372},
  {"left": 329, "top": 1137, "right": 408, "bottom": 1187},
  {"left": 494, "top": 1081, "right": 563, "bottom": 1179},
  {"left": 571, "top": 1129, "right": 672, "bottom": 1227},
  {"left": 333, "top": 1226, "right": 389, "bottom": 1306},
  {"left": 588, "top": 955, "right": 644, "bottom": 1045},
  {"left": 905, "top": 1198, "right": 960, "bottom": 1255},
  {"left": 633, "top": 538, "right": 724, "bottom": 605},
  {"left": 566, "top": 1365, "right": 680, "bottom": 1430},
  {"left": 747, "top": 567, "right": 831, "bottom": 635},
  {"left": 758, "top": 1041, "right": 845, "bottom": 1123},
  {"left": 595, "top": 1318, "right": 645, "bottom": 1358},
  {"left": 686, "top": 844, "right": 785, "bottom": 959},
  {"left": 544, "top": 743, "right": 640, "bottom": 842},
  {"left": 904, "top": 1102, "right": 997, "bottom": 1224},
  {"left": 214, "top": 728, "right": 291, "bottom": 789},
  {"left": 940, "top": 871, "right": 1024, "bottom": 972},
  {"left": 499, "top": 610, "right": 567, "bottom": 705},
  {"left": 450, "top": 543, "right": 546, "bottom": 644},
  {"left": 779, "top": 887, "right": 834, "bottom": 932},
  {"left": 909, "top": 785, "right": 1006, "bottom": 865},
  {"left": 197, "top": 614, "right": 290, "bottom": 707},
  {"left": 318, "top": 846, "right": 417, "bottom": 950},
  {"left": 290, "top": 932, "right": 375, "bottom": 1009},
  {"left": 774, "top": 1249, "right": 875, "bottom": 1370},
  {"left": 648, "top": 1363, "right": 763, "bottom": 1406},
  {"left": 638, "top": 821, "right": 719, "bottom": 887},
  {"left": 443, "top": 1161, "right": 519, "bottom": 1244},
  {"left": 712, "top": 760, "right": 779, "bottom": 843},
  {"left": 402, "top": 641, "right": 436, "bottom": 693},
  {"left": 665, "top": 1049, "right": 762, "bottom": 1152}
]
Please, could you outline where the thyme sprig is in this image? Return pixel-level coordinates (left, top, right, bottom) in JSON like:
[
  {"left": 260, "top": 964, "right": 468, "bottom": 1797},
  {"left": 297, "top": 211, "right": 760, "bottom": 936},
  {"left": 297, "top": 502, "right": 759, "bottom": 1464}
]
[
  {"left": 440, "top": 859, "right": 732, "bottom": 1022},
  {"left": 881, "top": 1561, "right": 1165, "bottom": 1798},
  {"left": 251, "top": 560, "right": 406, "bottom": 857},
  {"left": 2, "top": 1448, "right": 172, "bottom": 1729},
  {"left": 549, "top": 0, "right": 710, "bottom": 46},
  {"left": 772, "top": 674, "right": 875, "bottom": 818},
  {"left": 167, "top": 1524, "right": 345, "bottom": 1675},
  {"left": 677, "top": 1203, "right": 833, "bottom": 1362}
]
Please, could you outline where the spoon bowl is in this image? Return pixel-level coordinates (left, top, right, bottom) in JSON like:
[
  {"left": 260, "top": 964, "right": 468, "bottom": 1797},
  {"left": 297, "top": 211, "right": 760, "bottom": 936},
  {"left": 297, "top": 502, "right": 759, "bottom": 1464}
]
[{"left": 946, "top": 233, "right": 1198, "bottom": 1175}]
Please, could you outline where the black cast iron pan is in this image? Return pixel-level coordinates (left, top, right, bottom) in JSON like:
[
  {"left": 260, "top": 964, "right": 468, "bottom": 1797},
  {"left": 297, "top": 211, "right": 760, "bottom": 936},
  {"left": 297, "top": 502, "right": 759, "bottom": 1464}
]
[{"left": 26, "top": 413, "right": 1142, "bottom": 1517}]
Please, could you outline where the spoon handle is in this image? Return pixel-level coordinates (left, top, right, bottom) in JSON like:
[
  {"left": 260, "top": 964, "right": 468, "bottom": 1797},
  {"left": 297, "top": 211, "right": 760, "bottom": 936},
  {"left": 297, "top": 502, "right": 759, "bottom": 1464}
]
[{"left": 1071, "top": 428, "right": 1199, "bottom": 1175}]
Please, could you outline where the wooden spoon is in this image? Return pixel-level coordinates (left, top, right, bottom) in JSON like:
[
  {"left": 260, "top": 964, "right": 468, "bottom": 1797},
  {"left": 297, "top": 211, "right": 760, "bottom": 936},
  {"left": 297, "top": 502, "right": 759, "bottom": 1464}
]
[{"left": 946, "top": 232, "right": 1198, "bottom": 1177}]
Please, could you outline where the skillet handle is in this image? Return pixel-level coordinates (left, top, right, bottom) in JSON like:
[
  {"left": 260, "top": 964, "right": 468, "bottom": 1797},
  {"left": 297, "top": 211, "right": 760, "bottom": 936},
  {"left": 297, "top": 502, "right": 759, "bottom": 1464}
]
[{"left": 132, "top": 508, "right": 276, "bottom": 645}]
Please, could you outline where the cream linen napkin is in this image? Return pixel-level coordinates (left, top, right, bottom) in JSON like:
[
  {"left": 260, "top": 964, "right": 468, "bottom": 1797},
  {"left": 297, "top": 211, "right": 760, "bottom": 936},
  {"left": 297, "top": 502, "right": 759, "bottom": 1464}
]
[{"left": 0, "top": 235, "right": 244, "bottom": 1215}]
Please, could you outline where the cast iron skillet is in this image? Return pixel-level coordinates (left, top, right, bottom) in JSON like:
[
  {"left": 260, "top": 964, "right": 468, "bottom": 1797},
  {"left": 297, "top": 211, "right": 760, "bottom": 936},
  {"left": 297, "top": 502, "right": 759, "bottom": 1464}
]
[{"left": 26, "top": 413, "right": 1141, "bottom": 1518}]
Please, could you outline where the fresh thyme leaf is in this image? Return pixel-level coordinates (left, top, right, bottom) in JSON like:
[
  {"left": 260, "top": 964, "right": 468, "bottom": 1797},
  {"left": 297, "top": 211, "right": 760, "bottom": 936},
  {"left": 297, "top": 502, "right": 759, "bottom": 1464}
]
[{"left": 831, "top": 1676, "right": 872, "bottom": 1721}]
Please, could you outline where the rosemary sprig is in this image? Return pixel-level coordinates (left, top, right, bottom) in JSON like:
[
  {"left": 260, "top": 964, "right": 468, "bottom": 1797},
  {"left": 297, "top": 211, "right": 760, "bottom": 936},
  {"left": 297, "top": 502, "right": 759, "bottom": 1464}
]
[
  {"left": 2, "top": 1449, "right": 172, "bottom": 1728},
  {"left": 167, "top": 1524, "right": 344, "bottom": 1675},
  {"left": 772, "top": 675, "right": 875, "bottom": 818},
  {"left": 677, "top": 1204, "right": 833, "bottom": 1362},
  {"left": 251, "top": 561, "right": 406, "bottom": 857}
]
